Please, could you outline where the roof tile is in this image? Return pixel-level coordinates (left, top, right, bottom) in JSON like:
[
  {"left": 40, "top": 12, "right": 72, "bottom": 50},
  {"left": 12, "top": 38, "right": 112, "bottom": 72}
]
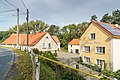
[{"left": 68, "top": 39, "right": 80, "bottom": 45}]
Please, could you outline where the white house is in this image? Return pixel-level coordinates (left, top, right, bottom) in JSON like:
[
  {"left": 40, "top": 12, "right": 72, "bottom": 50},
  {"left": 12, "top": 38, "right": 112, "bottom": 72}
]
[
  {"left": 68, "top": 39, "right": 80, "bottom": 55},
  {"left": 1, "top": 32, "right": 60, "bottom": 52},
  {"left": 52, "top": 36, "right": 60, "bottom": 50}
]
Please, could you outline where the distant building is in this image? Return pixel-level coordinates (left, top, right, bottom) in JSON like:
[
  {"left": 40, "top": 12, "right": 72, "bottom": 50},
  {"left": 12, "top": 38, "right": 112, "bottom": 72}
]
[
  {"left": 1, "top": 32, "right": 60, "bottom": 52},
  {"left": 80, "top": 21, "right": 120, "bottom": 71},
  {"left": 68, "top": 39, "right": 80, "bottom": 54}
]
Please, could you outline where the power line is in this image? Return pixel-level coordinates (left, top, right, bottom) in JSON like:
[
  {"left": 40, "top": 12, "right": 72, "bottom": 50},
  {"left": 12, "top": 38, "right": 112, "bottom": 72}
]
[
  {"left": 4, "top": 0, "right": 17, "bottom": 9},
  {"left": 21, "top": 0, "right": 27, "bottom": 9},
  {"left": 0, "top": 9, "right": 16, "bottom": 14}
]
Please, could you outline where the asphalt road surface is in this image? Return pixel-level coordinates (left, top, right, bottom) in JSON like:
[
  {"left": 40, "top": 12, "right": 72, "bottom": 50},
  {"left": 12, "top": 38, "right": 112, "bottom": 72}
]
[{"left": 0, "top": 48, "right": 14, "bottom": 80}]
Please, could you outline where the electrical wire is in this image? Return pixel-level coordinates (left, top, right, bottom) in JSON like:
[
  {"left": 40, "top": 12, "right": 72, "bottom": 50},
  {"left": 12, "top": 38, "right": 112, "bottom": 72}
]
[
  {"left": 21, "top": 0, "right": 27, "bottom": 9},
  {"left": 0, "top": 9, "right": 16, "bottom": 14},
  {"left": 4, "top": 0, "right": 17, "bottom": 9}
]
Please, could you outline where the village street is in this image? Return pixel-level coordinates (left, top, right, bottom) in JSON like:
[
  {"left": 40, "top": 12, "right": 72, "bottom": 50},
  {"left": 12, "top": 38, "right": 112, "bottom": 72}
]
[{"left": 0, "top": 48, "right": 14, "bottom": 80}]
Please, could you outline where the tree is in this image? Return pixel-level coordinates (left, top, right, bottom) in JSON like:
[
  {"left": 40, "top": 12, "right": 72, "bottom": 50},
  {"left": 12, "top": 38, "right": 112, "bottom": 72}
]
[
  {"left": 100, "top": 9, "right": 120, "bottom": 25},
  {"left": 112, "top": 9, "right": 120, "bottom": 25},
  {"left": 90, "top": 15, "right": 97, "bottom": 21},
  {"left": 48, "top": 25, "right": 60, "bottom": 35},
  {"left": 100, "top": 13, "right": 112, "bottom": 23}
]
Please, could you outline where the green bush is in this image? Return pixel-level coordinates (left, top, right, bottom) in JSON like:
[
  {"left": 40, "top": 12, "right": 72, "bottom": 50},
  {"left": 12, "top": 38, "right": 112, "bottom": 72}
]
[
  {"left": 79, "top": 62, "right": 101, "bottom": 72},
  {"left": 77, "top": 56, "right": 83, "bottom": 63}
]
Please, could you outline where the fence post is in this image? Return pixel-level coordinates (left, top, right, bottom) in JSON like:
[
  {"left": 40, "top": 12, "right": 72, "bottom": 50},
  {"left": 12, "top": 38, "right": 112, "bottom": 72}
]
[
  {"left": 30, "top": 50, "right": 36, "bottom": 80},
  {"left": 56, "top": 64, "right": 61, "bottom": 80},
  {"left": 35, "top": 54, "right": 40, "bottom": 80}
]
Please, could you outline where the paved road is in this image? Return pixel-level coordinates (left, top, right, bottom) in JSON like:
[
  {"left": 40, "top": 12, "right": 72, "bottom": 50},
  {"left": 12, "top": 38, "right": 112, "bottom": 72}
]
[{"left": 0, "top": 48, "right": 14, "bottom": 80}]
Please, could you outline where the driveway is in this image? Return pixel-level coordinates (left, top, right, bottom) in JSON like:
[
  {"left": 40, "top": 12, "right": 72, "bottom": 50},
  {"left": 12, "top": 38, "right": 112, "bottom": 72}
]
[
  {"left": 57, "top": 51, "right": 99, "bottom": 80},
  {"left": 57, "top": 51, "right": 80, "bottom": 60},
  {"left": 0, "top": 48, "right": 14, "bottom": 80}
]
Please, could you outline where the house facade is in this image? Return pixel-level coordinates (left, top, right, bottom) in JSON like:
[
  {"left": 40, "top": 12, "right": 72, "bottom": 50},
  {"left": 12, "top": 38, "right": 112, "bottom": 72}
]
[
  {"left": 32, "top": 33, "right": 58, "bottom": 51},
  {"left": 80, "top": 21, "right": 120, "bottom": 71},
  {"left": 1, "top": 32, "right": 59, "bottom": 52},
  {"left": 68, "top": 39, "right": 80, "bottom": 54},
  {"left": 52, "top": 36, "right": 60, "bottom": 50}
]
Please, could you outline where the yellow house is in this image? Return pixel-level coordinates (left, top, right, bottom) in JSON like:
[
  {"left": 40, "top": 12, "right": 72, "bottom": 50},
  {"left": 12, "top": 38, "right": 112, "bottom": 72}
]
[{"left": 80, "top": 21, "right": 120, "bottom": 71}]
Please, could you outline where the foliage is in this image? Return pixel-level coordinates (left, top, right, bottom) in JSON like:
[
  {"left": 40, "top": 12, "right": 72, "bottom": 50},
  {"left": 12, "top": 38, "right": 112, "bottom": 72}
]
[
  {"left": 77, "top": 56, "right": 83, "bottom": 63},
  {"left": 14, "top": 49, "right": 32, "bottom": 80},
  {"left": 33, "top": 49, "right": 86, "bottom": 80},
  {"left": 114, "top": 70, "right": 120, "bottom": 79},
  {"left": 40, "top": 61, "right": 56, "bottom": 80},
  {"left": 0, "top": 31, "right": 11, "bottom": 43},
  {"left": 100, "top": 9, "right": 120, "bottom": 25},
  {"left": 48, "top": 25, "right": 60, "bottom": 35},
  {"left": 90, "top": 15, "right": 97, "bottom": 21},
  {"left": 59, "top": 22, "right": 89, "bottom": 49},
  {"left": 100, "top": 13, "right": 112, "bottom": 23},
  {"left": 79, "top": 62, "right": 101, "bottom": 72},
  {"left": 61, "top": 68, "right": 86, "bottom": 80}
]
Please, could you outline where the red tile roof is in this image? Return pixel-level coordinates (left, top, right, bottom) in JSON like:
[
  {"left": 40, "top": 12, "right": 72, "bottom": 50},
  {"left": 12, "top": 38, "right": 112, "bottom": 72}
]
[
  {"left": 68, "top": 39, "right": 80, "bottom": 45},
  {"left": 2, "top": 34, "right": 17, "bottom": 45},
  {"left": 52, "top": 36, "right": 60, "bottom": 43},
  {"left": 29, "top": 32, "right": 47, "bottom": 45},
  {"left": 2, "top": 32, "right": 47, "bottom": 46}
]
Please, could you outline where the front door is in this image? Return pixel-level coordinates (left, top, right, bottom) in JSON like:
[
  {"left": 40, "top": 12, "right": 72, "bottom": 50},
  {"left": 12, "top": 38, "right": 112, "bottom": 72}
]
[{"left": 75, "top": 49, "right": 79, "bottom": 53}]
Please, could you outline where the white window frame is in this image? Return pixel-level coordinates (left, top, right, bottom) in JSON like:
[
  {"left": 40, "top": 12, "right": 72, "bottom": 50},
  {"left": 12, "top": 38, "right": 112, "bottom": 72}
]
[
  {"left": 84, "top": 56, "right": 90, "bottom": 63},
  {"left": 83, "top": 46, "right": 90, "bottom": 52},
  {"left": 96, "top": 47, "right": 105, "bottom": 54},
  {"left": 42, "top": 43, "right": 46, "bottom": 49},
  {"left": 90, "top": 33, "right": 95, "bottom": 40},
  {"left": 96, "top": 59, "right": 105, "bottom": 66}
]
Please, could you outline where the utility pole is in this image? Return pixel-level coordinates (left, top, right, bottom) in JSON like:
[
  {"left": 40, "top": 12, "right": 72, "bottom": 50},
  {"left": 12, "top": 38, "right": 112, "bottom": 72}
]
[
  {"left": 16, "top": 8, "right": 19, "bottom": 48},
  {"left": 26, "top": 9, "right": 29, "bottom": 50}
]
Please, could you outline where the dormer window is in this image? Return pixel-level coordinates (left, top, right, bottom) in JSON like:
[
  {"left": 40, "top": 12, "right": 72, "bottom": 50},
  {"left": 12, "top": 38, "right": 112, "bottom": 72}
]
[{"left": 90, "top": 33, "right": 95, "bottom": 40}]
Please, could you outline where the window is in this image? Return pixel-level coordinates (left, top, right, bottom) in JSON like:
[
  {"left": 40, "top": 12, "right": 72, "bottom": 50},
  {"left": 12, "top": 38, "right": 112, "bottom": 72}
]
[
  {"left": 84, "top": 56, "right": 90, "bottom": 63},
  {"left": 96, "top": 59, "right": 105, "bottom": 66},
  {"left": 46, "top": 36, "right": 48, "bottom": 39},
  {"left": 42, "top": 43, "right": 46, "bottom": 49},
  {"left": 96, "top": 47, "right": 105, "bottom": 54},
  {"left": 71, "top": 45, "right": 72, "bottom": 47},
  {"left": 48, "top": 43, "right": 52, "bottom": 48},
  {"left": 90, "top": 33, "right": 95, "bottom": 40},
  {"left": 84, "top": 46, "right": 90, "bottom": 52}
]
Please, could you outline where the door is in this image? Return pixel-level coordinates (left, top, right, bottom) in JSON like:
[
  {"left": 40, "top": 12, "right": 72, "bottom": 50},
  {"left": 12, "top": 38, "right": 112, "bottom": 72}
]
[{"left": 75, "top": 49, "right": 79, "bottom": 53}]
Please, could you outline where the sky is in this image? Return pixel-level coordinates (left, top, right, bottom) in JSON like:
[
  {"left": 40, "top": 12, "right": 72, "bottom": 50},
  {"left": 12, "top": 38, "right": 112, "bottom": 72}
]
[{"left": 0, "top": 0, "right": 120, "bottom": 31}]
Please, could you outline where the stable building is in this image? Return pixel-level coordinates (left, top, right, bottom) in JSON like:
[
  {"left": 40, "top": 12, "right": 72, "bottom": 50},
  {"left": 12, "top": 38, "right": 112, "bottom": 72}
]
[
  {"left": 68, "top": 39, "right": 80, "bottom": 54},
  {"left": 80, "top": 21, "right": 120, "bottom": 71},
  {"left": 1, "top": 32, "right": 60, "bottom": 52}
]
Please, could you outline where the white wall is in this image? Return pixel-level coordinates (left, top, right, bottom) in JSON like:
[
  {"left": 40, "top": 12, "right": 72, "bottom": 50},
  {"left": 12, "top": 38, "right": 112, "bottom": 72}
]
[
  {"left": 57, "top": 43, "right": 60, "bottom": 50},
  {"left": 111, "top": 38, "right": 120, "bottom": 71},
  {"left": 68, "top": 44, "right": 80, "bottom": 54},
  {"left": 35, "top": 33, "right": 58, "bottom": 51},
  {"left": 0, "top": 44, "right": 16, "bottom": 48}
]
